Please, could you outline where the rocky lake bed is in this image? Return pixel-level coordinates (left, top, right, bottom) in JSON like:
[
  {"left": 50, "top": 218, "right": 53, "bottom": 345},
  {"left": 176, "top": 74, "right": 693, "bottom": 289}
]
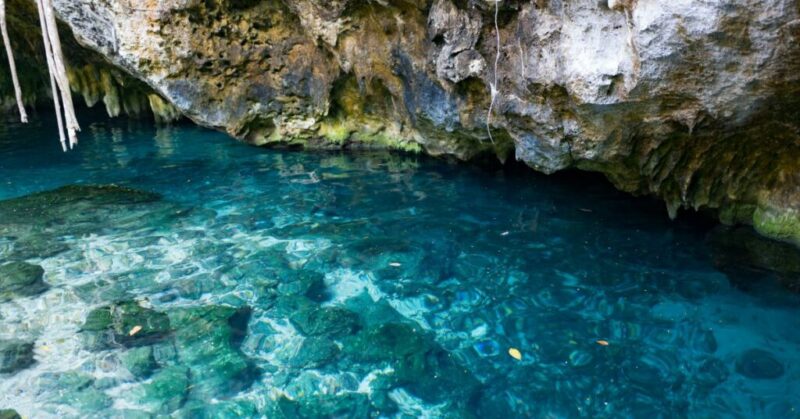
[{"left": 0, "top": 116, "right": 799, "bottom": 417}]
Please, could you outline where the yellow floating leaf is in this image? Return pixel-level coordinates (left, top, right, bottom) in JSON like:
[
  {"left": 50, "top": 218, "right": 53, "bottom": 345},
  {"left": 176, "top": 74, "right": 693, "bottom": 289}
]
[
  {"left": 508, "top": 347, "right": 522, "bottom": 360},
  {"left": 129, "top": 325, "right": 143, "bottom": 336},
  {"left": 596, "top": 340, "right": 609, "bottom": 346}
]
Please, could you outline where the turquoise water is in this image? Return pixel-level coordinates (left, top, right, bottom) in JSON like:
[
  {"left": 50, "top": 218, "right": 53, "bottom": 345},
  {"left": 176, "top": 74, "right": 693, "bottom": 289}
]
[{"left": 1, "top": 112, "right": 799, "bottom": 418}]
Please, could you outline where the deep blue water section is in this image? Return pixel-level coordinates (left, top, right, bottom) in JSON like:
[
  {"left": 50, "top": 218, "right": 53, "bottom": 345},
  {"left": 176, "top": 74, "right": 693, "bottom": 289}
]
[{"left": 0, "top": 113, "right": 799, "bottom": 418}]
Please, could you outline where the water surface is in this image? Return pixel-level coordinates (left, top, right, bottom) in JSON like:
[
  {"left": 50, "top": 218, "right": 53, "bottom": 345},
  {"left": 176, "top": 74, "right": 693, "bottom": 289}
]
[{"left": 1, "top": 113, "right": 799, "bottom": 418}]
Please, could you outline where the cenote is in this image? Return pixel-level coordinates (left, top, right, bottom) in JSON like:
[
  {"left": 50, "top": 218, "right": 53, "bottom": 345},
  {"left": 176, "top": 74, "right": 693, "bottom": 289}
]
[{"left": 1, "top": 112, "right": 799, "bottom": 418}]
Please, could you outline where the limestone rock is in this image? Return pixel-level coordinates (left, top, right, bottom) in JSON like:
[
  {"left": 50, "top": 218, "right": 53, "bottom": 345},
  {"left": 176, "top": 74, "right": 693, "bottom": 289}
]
[{"left": 4, "top": 0, "right": 799, "bottom": 243}]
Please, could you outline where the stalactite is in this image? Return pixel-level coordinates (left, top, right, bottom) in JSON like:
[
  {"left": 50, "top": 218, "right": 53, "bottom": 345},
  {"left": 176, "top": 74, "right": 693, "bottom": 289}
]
[
  {"left": 100, "top": 69, "right": 121, "bottom": 117},
  {"left": 147, "top": 94, "right": 182, "bottom": 124},
  {"left": 67, "top": 65, "right": 102, "bottom": 107},
  {"left": 0, "top": 0, "right": 28, "bottom": 123}
]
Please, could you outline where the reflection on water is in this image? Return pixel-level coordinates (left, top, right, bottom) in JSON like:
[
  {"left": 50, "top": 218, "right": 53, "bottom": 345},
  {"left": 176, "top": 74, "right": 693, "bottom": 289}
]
[{"left": 0, "top": 112, "right": 799, "bottom": 418}]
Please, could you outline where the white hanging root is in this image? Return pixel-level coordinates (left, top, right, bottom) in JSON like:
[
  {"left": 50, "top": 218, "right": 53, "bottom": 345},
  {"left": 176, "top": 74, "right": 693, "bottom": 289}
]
[
  {"left": 35, "top": 0, "right": 66, "bottom": 150},
  {"left": 517, "top": 10, "right": 526, "bottom": 79},
  {"left": 41, "top": 0, "right": 79, "bottom": 148},
  {"left": 0, "top": 0, "right": 28, "bottom": 123},
  {"left": 35, "top": 0, "right": 80, "bottom": 150},
  {"left": 486, "top": 0, "right": 501, "bottom": 144}
]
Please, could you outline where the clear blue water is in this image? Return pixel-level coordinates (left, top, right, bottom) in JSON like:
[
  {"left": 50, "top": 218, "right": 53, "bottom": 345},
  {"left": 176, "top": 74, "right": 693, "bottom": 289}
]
[{"left": 0, "top": 112, "right": 799, "bottom": 418}]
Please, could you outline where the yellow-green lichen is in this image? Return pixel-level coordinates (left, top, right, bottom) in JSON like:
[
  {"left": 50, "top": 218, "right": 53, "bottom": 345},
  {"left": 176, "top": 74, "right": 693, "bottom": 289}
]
[
  {"left": 147, "top": 94, "right": 182, "bottom": 124},
  {"left": 753, "top": 204, "right": 800, "bottom": 245},
  {"left": 318, "top": 120, "right": 353, "bottom": 144},
  {"left": 316, "top": 117, "right": 423, "bottom": 153}
]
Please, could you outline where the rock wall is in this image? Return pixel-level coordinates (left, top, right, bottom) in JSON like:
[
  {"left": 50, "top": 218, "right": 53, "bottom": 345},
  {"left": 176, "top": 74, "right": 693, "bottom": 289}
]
[{"left": 10, "top": 0, "right": 800, "bottom": 243}]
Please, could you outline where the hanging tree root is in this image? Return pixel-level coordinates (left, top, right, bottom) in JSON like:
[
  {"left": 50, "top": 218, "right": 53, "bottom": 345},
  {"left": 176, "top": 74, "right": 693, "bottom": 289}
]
[
  {"left": 0, "top": 0, "right": 29, "bottom": 123},
  {"left": 486, "top": 0, "right": 501, "bottom": 145},
  {"left": 35, "top": 0, "right": 80, "bottom": 151},
  {"left": 35, "top": 0, "right": 66, "bottom": 150}
]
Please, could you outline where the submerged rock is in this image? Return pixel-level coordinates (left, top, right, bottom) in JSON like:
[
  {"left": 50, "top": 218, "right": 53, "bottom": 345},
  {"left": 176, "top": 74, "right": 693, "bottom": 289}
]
[
  {"left": 290, "top": 336, "right": 340, "bottom": 369},
  {"left": 736, "top": 349, "right": 784, "bottom": 380},
  {"left": 297, "top": 393, "right": 371, "bottom": 419},
  {"left": 133, "top": 366, "right": 190, "bottom": 414},
  {"left": 266, "top": 393, "right": 371, "bottom": 419},
  {"left": 3, "top": 236, "right": 69, "bottom": 260},
  {"left": 0, "top": 185, "right": 161, "bottom": 225},
  {"left": 122, "top": 346, "right": 159, "bottom": 379},
  {"left": 178, "top": 399, "right": 259, "bottom": 419},
  {"left": 343, "top": 322, "right": 479, "bottom": 403},
  {"left": 289, "top": 306, "right": 360, "bottom": 338},
  {"left": 0, "top": 340, "right": 35, "bottom": 374},
  {"left": 277, "top": 270, "right": 329, "bottom": 302},
  {"left": 0, "top": 185, "right": 173, "bottom": 260},
  {"left": 168, "top": 305, "right": 258, "bottom": 399},
  {"left": 81, "top": 301, "right": 171, "bottom": 350},
  {"left": 39, "top": 372, "right": 112, "bottom": 411},
  {"left": 0, "top": 262, "right": 48, "bottom": 301},
  {"left": 0, "top": 410, "right": 21, "bottom": 419}
]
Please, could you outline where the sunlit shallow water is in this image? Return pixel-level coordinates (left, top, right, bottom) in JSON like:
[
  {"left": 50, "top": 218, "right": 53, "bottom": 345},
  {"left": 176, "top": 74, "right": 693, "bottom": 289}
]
[{"left": 1, "top": 113, "right": 799, "bottom": 418}]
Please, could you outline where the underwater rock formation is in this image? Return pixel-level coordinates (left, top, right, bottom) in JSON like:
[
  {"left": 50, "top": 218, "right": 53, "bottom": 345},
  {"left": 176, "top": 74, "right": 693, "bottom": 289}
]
[
  {"left": 5, "top": 0, "right": 800, "bottom": 243},
  {"left": 0, "top": 410, "right": 21, "bottom": 419},
  {"left": 0, "top": 261, "right": 48, "bottom": 301},
  {"left": 81, "top": 301, "right": 172, "bottom": 350},
  {"left": 0, "top": 339, "right": 35, "bottom": 374}
]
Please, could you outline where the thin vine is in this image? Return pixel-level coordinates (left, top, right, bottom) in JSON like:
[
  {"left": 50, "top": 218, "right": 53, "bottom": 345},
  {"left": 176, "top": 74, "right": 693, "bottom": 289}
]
[{"left": 486, "top": 0, "right": 501, "bottom": 145}]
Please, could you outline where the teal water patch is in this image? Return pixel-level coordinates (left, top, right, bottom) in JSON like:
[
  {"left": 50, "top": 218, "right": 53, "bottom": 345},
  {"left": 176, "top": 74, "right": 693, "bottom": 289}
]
[{"left": 0, "top": 113, "right": 799, "bottom": 417}]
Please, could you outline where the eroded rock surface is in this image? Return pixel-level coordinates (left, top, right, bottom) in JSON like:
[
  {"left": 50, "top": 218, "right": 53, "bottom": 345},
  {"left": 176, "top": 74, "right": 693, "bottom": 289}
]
[{"left": 5, "top": 0, "right": 800, "bottom": 243}]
